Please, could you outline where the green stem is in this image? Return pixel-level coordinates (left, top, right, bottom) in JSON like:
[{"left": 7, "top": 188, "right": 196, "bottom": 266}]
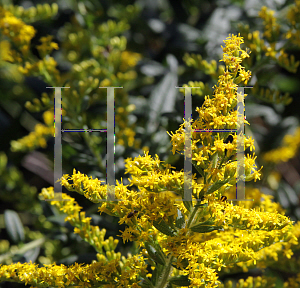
[
  {"left": 186, "top": 204, "right": 199, "bottom": 229},
  {"left": 0, "top": 237, "right": 46, "bottom": 263},
  {"left": 155, "top": 254, "right": 174, "bottom": 288},
  {"left": 192, "top": 160, "right": 205, "bottom": 178}
]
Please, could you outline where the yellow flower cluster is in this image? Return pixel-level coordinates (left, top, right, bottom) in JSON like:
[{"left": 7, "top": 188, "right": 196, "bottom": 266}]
[
  {"left": 0, "top": 6, "right": 35, "bottom": 58},
  {"left": 0, "top": 40, "right": 14, "bottom": 62},
  {"left": 61, "top": 28, "right": 141, "bottom": 148},
  {"left": 169, "top": 34, "right": 261, "bottom": 191},
  {"left": 179, "top": 81, "right": 212, "bottom": 97},
  {"left": 284, "top": 272, "right": 300, "bottom": 288},
  {"left": 36, "top": 186, "right": 148, "bottom": 287},
  {"left": 36, "top": 35, "right": 59, "bottom": 58},
  {"left": 0, "top": 8, "right": 60, "bottom": 87},
  {"left": 220, "top": 276, "right": 277, "bottom": 288},
  {"left": 3, "top": 33, "right": 298, "bottom": 288},
  {"left": 220, "top": 34, "right": 251, "bottom": 83},
  {"left": 51, "top": 158, "right": 293, "bottom": 287},
  {"left": 263, "top": 127, "right": 300, "bottom": 163},
  {"left": 0, "top": 258, "right": 147, "bottom": 288},
  {"left": 239, "top": 5, "right": 300, "bottom": 74},
  {"left": 277, "top": 48, "right": 300, "bottom": 73},
  {"left": 18, "top": 56, "right": 60, "bottom": 84},
  {"left": 10, "top": 111, "right": 55, "bottom": 152},
  {"left": 120, "top": 51, "right": 142, "bottom": 71},
  {"left": 227, "top": 187, "right": 285, "bottom": 214},
  {"left": 258, "top": 6, "right": 280, "bottom": 41},
  {"left": 251, "top": 82, "right": 292, "bottom": 105},
  {"left": 285, "top": 0, "right": 300, "bottom": 46},
  {"left": 183, "top": 52, "right": 224, "bottom": 80},
  {"left": 222, "top": 221, "right": 300, "bottom": 281}
]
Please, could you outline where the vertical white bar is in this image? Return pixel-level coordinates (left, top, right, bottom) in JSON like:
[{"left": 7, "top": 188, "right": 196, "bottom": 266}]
[
  {"left": 227, "top": 86, "right": 253, "bottom": 202},
  {"left": 183, "top": 87, "right": 193, "bottom": 201},
  {"left": 54, "top": 88, "right": 62, "bottom": 198},
  {"left": 236, "top": 87, "right": 245, "bottom": 201},
  {"left": 99, "top": 87, "right": 123, "bottom": 202},
  {"left": 175, "top": 86, "right": 203, "bottom": 203},
  {"left": 107, "top": 87, "right": 116, "bottom": 201},
  {"left": 46, "top": 87, "right": 70, "bottom": 201}
]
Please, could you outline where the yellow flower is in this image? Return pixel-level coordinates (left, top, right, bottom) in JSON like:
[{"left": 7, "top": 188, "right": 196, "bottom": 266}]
[
  {"left": 0, "top": 7, "right": 35, "bottom": 54},
  {"left": 120, "top": 51, "right": 141, "bottom": 71},
  {"left": 264, "top": 127, "right": 300, "bottom": 163},
  {"left": 36, "top": 35, "right": 59, "bottom": 57},
  {"left": 0, "top": 41, "right": 14, "bottom": 62}
]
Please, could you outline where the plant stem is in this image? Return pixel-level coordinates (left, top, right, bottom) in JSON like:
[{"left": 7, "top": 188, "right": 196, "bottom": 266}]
[
  {"left": 187, "top": 204, "right": 199, "bottom": 229},
  {"left": 0, "top": 237, "right": 46, "bottom": 263},
  {"left": 155, "top": 254, "right": 174, "bottom": 288}
]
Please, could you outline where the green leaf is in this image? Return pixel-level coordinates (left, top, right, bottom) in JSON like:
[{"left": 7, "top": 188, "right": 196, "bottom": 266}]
[
  {"left": 211, "top": 152, "right": 218, "bottom": 168},
  {"left": 175, "top": 209, "right": 185, "bottom": 229},
  {"left": 190, "top": 224, "right": 223, "bottom": 233},
  {"left": 23, "top": 247, "right": 40, "bottom": 263},
  {"left": 168, "top": 215, "right": 177, "bottom": 230},
  {"left": 151, "top": 267, "right": 158, "bottom": 286},
  {"left": 151, "top": 264, "right": 163, "bottom": 286},
  {"left": 139, "top": 278, "right": 154, "bottom": 288},
  {"left": 183, "top": 200, "right": 192, "bottom": 213},
  {"left": 192, "top": 160, "right": 205, "bottom": 177},
  {"left": 146, "top": 55, "right": 178, "bottom": 134},
  {"left": 169, "top": 275, "right": 191, "bottom": 286},
  {"left": 144, "top": 242, "right": 165, "bottom": 265},
  {"left": 4, "top": 210, "right": 25, "bottom": 243},
  {"left": 153, "top": 219, "right": 175, "bottom": 236},
  {"left": 207, "top": 178, "right": 232, "bottom": 195},
  {"left": 153, "top": 242, "right": 167, "bottom": 264},
  {"left": 197, "top": 218, "right": 216, "bottom": 226}
]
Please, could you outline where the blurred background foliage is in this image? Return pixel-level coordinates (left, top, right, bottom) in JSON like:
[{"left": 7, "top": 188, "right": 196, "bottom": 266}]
[{"left": 0, "top": 0, "right": 300, "bottom": 287}]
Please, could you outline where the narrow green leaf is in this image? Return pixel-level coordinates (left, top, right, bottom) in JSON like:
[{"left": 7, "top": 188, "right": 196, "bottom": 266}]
[
  {"left": 207, "top": 178, "right": 231, "bottom": 195},
  {"left": 211, "top": 152, "right": 218, "bottom": 168},
  {"left": 146, "top": 55, "right": 178, "bottom": 134},
  {"left": 192, "top": 160, "right": 205, "bottom": 177},
  {"left": 144, "top": 242, "right": 165, "bottom": 265},
  {"left": 196, "top": 218, "right": 216, "bottom": 226},
  {"left": 4, "top": 210, "right": 25, "bottom": 243},
  {"left": 153, "top": 242, "right": 167, "bottom": 265},
  {"left": 183, "top": 200, "right": 192, "bottom": 212},
  {"left": 151, "top": 267, "right": 158, "bottom": 286},
  {"left": 151, "top": 263, "right": 163, "bottom": 286},
  {"left": 153, "top": 219, "right": 175, "bottom": 236},
  {"left": 23, "top": 247, "right": 40, "bottom": 263},
  {"left": 190, "top": 224, "right": 223, "bottom": 233},
  {"left": 139, "top": 278, "right": 154, "bottom": 288},
  {"left": 168, "top": 215, "right": 177, "bottom": 230},
  {"left": 169, "top": 275, "right": 191, "bottom": 286}
]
